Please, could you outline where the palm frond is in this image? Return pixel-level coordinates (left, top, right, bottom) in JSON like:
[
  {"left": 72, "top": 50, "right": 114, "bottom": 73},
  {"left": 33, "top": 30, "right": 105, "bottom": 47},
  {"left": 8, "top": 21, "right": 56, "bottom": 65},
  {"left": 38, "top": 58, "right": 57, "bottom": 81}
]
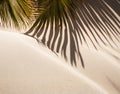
[
  {"left": 0, "top": 0, "right": 31, "bottom": 29},
  {"left": 25, "top": 0, "right": 120, "bottom": 67}
]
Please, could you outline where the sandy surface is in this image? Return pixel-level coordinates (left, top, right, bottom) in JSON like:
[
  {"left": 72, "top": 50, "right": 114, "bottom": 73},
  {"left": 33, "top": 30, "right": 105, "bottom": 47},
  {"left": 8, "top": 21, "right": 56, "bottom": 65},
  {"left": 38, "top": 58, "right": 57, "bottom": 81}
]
[{"left": 0, "top": 30, "right": 120, "bottom": 94}]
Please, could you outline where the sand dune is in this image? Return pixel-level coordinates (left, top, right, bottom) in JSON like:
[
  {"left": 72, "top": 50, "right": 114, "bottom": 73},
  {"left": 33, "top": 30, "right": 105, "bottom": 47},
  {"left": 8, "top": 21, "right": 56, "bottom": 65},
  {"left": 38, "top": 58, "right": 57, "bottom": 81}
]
[{"left": 0, "top": 30, "right": 120, "bottom": 94}]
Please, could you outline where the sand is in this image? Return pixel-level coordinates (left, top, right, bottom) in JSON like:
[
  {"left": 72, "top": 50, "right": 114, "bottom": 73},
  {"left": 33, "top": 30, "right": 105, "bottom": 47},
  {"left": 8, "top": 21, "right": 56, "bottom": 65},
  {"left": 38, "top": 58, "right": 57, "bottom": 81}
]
[{"left": 0, "top": 30, "right": 120, "bottom": 94}]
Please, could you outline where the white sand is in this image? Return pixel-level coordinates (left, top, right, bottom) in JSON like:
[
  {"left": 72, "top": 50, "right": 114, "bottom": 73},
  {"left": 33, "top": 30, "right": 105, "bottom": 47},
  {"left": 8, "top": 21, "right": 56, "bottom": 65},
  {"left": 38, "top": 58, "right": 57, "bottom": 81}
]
[{"left": 0, "top": 30, "right": 120, "bottom": 94}]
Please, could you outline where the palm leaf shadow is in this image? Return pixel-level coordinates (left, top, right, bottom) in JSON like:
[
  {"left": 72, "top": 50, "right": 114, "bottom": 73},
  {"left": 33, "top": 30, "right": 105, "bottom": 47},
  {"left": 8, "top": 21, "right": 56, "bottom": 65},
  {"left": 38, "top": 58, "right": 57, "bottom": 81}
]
[{"left": 25, "top": 0, "right": 120, "bottom": 68}]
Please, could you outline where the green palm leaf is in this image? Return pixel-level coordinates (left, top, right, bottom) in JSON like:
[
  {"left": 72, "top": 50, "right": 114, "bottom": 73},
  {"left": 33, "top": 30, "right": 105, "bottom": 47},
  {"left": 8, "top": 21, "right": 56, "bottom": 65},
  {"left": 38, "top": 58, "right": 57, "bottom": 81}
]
[
  {"left": 0, "top": 0, "right": 31, "bottom": 29},
  {"left": 25, "top": 0, "right": 120, "bottom": 67}
]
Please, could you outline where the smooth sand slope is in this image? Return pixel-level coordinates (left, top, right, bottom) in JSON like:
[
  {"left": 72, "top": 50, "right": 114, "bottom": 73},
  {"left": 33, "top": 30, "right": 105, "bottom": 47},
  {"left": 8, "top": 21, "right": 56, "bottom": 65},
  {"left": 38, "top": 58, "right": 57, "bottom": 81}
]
[{"left": 0, "top": 30, "right": 120, "bottom": 94}]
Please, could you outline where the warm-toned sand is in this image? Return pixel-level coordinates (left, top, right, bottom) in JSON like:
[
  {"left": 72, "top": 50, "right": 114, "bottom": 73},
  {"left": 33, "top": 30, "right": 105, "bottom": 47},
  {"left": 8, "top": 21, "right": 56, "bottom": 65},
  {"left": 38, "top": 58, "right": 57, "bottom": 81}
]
[{"left": 0, "top": 30, "right": 120, "bottom": 94}]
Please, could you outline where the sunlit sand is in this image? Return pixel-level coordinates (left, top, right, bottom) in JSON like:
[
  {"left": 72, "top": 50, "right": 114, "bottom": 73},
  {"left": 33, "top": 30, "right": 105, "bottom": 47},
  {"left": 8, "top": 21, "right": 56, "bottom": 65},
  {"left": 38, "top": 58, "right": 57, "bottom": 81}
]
[{"left": 0, "top": 30, "right": 119, "bottom": 94}]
